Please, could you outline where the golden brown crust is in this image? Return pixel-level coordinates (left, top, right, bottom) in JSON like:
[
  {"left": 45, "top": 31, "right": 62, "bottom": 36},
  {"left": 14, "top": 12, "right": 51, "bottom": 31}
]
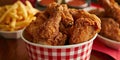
[
  {"left": 100, "top": 18, "right": 120, "bottom": 42},
  {"left": 25, "top": 3, "right": 101, "bottom": 45},
  {"left": 89, "top": 0, "right": 120, "bottom": 42},
  {"left": 99, "top": 0, "right": 120, "bottom": 24},
  {"left": 26, "top": 3, "right": 67, "bottom": 46},
  {"left": 69, "top": 10, "right": 101, "bottom": 44}
]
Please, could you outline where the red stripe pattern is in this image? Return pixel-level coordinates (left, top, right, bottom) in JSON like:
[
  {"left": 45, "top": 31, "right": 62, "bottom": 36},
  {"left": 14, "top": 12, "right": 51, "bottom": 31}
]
[{"left": 25, "top": 41, "right": 93, "bottom": 60}]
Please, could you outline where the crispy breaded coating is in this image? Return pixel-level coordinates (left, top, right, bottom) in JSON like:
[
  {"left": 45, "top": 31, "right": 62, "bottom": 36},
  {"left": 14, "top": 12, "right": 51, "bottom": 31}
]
[
  {"left": 61, "top": 4, "right": 74, "bottom": 27},
  {"left": 69, "top": 10, "right": 101, "bottom": 44},
  {"left": 99, "top": 0, "right": 120, "bottom": 24},
  {"left": 25, "top": 3, "right": 101, "bottom": 45},
  {"left": 26, "top": 4, "right": 67, "bottom": 45},
  {"left": 100, "top": 18, "right": 120, "bottom": 42}
]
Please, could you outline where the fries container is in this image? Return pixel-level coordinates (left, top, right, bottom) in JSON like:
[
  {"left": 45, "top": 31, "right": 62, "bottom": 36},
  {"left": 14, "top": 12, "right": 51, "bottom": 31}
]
[
  {"left": 97, "top": 35, "right": 120, "bottom": 50},
  {"left": 0, "top": 29, "right": 23, "bottom": 39},
  {"left": 21, "top": 30, "right": 97, "bottom": 60}
]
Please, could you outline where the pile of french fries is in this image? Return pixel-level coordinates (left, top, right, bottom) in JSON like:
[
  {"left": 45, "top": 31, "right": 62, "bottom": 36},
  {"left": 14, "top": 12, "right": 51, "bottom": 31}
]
[{"left": 0, "top": 1, "right": 38, "bottom": 31}]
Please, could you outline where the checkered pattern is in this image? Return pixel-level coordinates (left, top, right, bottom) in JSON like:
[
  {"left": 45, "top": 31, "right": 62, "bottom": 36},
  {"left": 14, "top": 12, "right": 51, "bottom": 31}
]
[{"left": 25, "top": 40, "right": 93, "bottom": 60}]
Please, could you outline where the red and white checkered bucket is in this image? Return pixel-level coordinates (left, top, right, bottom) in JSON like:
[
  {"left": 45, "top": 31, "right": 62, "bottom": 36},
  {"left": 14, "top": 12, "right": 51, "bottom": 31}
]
[{"left": 22, "top": 33, "right": 97, "bottom": 60}]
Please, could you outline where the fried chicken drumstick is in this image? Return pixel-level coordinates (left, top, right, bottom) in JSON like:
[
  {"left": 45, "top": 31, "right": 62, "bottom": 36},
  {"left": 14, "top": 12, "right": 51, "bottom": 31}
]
[{"left": 26, "top": 3, "right": 67, "bottom": 46}]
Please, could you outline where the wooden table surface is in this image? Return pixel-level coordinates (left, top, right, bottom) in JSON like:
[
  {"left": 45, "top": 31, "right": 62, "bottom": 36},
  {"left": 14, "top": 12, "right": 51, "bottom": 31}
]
[{"left": 0, "top": 36, "right": 114, "bottom": 60}]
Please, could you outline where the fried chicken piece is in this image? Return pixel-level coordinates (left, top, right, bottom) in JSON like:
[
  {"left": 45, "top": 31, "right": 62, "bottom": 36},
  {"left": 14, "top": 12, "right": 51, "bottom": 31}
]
[
  {"left": 25, "top": 11, "right": 47, "bottom": 42},
  {"left": 26, "top": 5, "right": 67, "bottom": 45},
  {"left": 89, "top": 8, "right": 105, "bottom": 18},
  {"left": 98, "top": 0, "right": 120, "bottom": 24},
  {"left": 34, "top": 8, "right": 61, "bottom": 44},
  {"left": 45, "top": 3, "right": 74, "bottom": 36},
  {"left": 99, "top": 18, "right": 120, "bottom": 42},
  {"left": 69, "top": 10, "right": 101, "bottom": 44}
]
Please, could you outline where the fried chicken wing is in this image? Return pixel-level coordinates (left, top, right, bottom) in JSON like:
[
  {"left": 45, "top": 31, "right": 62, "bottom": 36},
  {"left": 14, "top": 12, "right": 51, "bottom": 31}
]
[
  {"left": 99, "top": 18, "right": 120, "bottom": 42},
  {"left": 99, "top": 0, "right": 120, "bottom": 24},
  {"left": 69, "top": 10, "right": 101, "bottom": 44}
]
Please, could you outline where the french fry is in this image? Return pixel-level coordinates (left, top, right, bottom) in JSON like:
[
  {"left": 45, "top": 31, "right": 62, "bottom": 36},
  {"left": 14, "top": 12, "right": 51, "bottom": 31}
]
[
  {"left": 26, "top": 1, "right": 39, "bottom": 15},
  {"left": 26, "top": 1, "right": 33, "bottom": 9},
  {"left": 0, "top": 2, "right": 18, "bottom": 23},
  {"left": 16, "top": 15, "right": 35, "bottom": 27},
  {"left": 10, "top": 18, "right": 16, "bottom": 28},
  {"left": 9, "top": 9, "right": 18, "bottom": 19},
  {"left": 0, "top": 1, "right": 38, "bottom": 31},
  {"left": 17, "top": 1, "right": 28, "bottom": 19}
]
